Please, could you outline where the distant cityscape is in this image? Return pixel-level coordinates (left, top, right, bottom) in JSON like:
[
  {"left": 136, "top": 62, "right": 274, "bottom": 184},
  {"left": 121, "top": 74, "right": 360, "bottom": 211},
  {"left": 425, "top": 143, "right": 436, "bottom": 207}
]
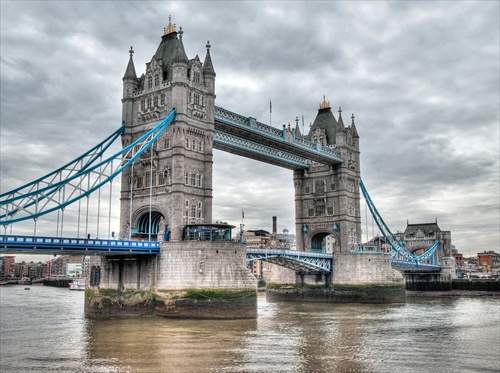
[{"left": 1, "top": 221, "right": 499, "bottom": 282}]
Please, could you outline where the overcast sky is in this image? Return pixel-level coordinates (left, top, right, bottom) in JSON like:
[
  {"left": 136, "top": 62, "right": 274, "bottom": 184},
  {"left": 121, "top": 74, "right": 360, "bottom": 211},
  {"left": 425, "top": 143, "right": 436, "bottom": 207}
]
[{"left": 1, "top": 1, "right": 498, "bottom": 259}]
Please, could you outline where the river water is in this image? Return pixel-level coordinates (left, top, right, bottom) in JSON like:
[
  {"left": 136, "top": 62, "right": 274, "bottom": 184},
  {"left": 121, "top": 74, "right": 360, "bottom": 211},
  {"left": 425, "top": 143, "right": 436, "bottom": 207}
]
[{"left": 0, "top": 285, "right": 498, "bottom": 373}]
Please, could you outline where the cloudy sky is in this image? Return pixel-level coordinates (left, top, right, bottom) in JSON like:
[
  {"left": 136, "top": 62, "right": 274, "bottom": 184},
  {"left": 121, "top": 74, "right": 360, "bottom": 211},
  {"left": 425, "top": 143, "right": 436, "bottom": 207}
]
[{"left": 1, "top": 1, "right": 498, "bottom": 259}]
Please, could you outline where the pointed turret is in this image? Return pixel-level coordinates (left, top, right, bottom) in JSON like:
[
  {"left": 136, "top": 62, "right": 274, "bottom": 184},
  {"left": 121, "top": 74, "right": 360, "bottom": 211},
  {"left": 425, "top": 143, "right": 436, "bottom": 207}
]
[
  {"left": 350, "top": 113, "right": 359, "bottom": 138},
  {"left": 202, "top": 40, "right": 216, "bottom": 77},
  {"left": 123, "top": 46, "right": 138, "bottom": 81},
  {"left": 336, "top": 107, "right": 346, "bottom": 132},
  {"left": 173, "top": 27, "right": 189, "bottom": 64}
]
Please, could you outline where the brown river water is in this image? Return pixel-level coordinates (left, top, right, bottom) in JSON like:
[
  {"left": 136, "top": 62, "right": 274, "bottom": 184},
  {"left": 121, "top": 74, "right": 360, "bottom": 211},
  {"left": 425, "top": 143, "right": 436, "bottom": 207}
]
[{"left": 1, "top": 285, "right": 499, "bottom": 372}]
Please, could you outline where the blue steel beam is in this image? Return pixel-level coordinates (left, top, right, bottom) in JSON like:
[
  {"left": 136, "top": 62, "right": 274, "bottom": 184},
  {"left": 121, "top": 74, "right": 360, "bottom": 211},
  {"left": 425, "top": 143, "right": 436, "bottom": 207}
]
[
  {"left": 0, "top": 234, "right": 159, "bottom": 255},
  {"left": 214, "top": 106, "right": 343, "bottom": 167},
  {"left": 0, "top": 109, "right": 176, "bottom": 226},
  {"left": 246, "top": 248, "right": 332, "bottom": 273},
  {"left": 214, "top": 130, "right": 310, "bottom": 169}
]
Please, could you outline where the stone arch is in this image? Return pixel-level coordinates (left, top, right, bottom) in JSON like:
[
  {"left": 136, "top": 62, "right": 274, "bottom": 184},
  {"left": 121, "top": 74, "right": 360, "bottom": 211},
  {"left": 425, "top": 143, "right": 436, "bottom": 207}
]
[
  {"left": 306, "top": 228, "right": 339, "bottom": 254},
  {"left": 132, "top": 205, "right": 165, "bottom": 240}
]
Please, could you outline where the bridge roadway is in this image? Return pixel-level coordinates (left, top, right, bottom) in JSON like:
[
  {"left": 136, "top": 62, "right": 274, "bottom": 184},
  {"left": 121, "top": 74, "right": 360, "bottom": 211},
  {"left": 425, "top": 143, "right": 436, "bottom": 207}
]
[{"left": 0, "top": 234, "right": 440, "bottom": 273}]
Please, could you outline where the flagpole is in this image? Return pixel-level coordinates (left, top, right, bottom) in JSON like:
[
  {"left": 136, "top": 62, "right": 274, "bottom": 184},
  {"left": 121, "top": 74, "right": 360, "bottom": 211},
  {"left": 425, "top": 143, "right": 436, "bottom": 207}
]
[{"left": 269, "top": 98, "right": 272, "bottom": 126}]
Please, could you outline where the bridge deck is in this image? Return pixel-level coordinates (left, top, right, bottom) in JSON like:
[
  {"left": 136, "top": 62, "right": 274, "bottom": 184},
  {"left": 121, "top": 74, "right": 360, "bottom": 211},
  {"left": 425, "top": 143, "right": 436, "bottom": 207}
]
[{"left": 0, "top": 235, "right": 160, "bottom": 255}]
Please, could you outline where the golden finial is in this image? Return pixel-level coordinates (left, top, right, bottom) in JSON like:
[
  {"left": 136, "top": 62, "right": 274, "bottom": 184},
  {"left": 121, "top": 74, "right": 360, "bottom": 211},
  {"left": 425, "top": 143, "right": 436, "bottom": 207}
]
[
  {"left": 319, "top": 95, "right": 330, "bottom": 109},
  {"left": 163, "top": 15, "right": 177, "bottom": 36}
]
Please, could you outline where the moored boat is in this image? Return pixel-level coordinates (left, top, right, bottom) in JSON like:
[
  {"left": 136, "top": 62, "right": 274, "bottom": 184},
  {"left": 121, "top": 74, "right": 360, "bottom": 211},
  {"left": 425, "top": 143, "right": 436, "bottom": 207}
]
[
  {"left": 68, "top": 278, "right": 86, "bottom": 290},
  {"left": 18, "top": 277, "right": 32, "bottom": 285}
]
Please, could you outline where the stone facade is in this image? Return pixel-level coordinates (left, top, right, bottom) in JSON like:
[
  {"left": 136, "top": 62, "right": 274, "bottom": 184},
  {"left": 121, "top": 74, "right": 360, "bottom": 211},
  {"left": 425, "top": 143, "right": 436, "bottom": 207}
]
[
  {"left": 294, "top": 98, "right": 361, "bottom": 254},
  {"left": 157, "top": 241, "right": 256, "bottom": 289},
  {"left": 120, "top": 19, "right": 215, "bottom": 242}
]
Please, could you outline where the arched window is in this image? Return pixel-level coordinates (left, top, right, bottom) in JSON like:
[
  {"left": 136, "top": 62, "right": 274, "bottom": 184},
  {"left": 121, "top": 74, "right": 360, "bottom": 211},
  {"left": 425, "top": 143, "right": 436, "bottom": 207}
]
[
  {"left": 147, "top": 76, "right": 153, "bottom": 89},
  {"left": 315, "top": 180, "right": 325, "bottom": 195}
]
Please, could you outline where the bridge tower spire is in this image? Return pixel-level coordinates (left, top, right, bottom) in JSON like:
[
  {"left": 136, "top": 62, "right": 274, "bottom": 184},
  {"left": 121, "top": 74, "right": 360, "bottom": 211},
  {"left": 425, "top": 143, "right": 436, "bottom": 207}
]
[{"left": 119, "top": 18, "right": 216, "bottom": 242}]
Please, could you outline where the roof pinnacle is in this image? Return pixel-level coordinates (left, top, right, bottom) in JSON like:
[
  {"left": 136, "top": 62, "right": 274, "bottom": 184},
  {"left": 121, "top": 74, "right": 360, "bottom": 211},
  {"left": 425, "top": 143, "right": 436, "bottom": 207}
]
[
  {"left": 163, "top": 15, "right": 177, "bottom": 36},
  {"left": 206, "top": 40, "right": 211, "bottom": 51},
  {"left": 129, "top": 46, "right": 134, "bottom": 58},
  {"left": 319, "top": 95, "right": 331, "bottom": 110}
]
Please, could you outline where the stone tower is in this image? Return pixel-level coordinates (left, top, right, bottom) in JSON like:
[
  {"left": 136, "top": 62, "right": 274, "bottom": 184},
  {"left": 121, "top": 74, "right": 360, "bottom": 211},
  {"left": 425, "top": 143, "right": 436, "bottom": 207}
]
[
  {"left": 119, "top": 18, "right": 216, "bottom": 242},
  {"left": 294, "top": 97, "right": 361, "bottom": 253}
]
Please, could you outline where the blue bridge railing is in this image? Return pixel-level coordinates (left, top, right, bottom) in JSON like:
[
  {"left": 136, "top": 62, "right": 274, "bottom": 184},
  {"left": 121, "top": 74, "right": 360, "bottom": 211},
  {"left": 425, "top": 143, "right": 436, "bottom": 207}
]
[{"left": 0, "top": 234, "right": 160, "bottom": 255}]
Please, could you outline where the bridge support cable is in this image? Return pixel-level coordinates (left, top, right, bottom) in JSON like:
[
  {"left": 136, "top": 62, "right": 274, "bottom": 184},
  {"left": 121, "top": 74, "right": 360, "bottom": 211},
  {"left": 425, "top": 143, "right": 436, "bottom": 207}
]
[
  {"left": 0, "top": 125, "right": 124, "bottom": 202},
  {"left": 0, "top": 109, "right": 176, "bottom": 227},
  {"left": 360, "top": 179, "right": 441, "bottom": 267}
]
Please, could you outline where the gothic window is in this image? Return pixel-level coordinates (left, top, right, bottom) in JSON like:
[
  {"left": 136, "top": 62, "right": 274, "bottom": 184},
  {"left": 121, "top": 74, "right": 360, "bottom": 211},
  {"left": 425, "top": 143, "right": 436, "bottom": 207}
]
[
  {"left": 161, "top": 94, "right": 165, "bottom": 106},
  {"left": 190, "top": 173, "right": 196, "bottom": 186},
  {"left": 196, "top": 174, "right": 202, "bottom": 187},
  {"left": 141, "top": 100, "right": 145, "bottom": 110},
  {"left": 191, "top": 140, "right": 196, "bottom": 151},
  {"left": 194, "top": 71, "right": 200, "bottom": 84},
  {"left": 197, "top": 141, "right": 202, "bottom": 152},
  {"left": 327, "top": 206, "right": 334, "bottom": 215},
  {"left": 305, "top": 185, "right": 310, "bottom": 194},
  {"left": 349, "top": 225, "right": 357, "bottom": 244},
  {"left": 194, "top": 94, "right": 200, "bottom": 106},
  {"left": 185, "top": 200, "right": 189, "bottom": 208},
  {"left": 316, "top": 204, "right": 325, "bottom": 216},
  {"left": 136, "top": 176, "right": 143, "bottom": 189},
  {"left": 185, "top": 138, "right": 190, "bottom": 148},
  {"left": 347, "top": 180, "right": 355, "bottom": 193},
  {"left": 315, "top": 180, "right": 325, "bottom": 195},
  {"left": 185, "top": 171, "right": 189, "bottom": 185},
  {"left": 154, "top": 96, "right": 158, "bottom": 107},
  {"left": 147, "top": 76, "right": 153, "bottom": 89},
  {"left": 147, "top": 98, "right": 152, "bottom": 108},
  {"left": 154, "top": 74, "right": 160, "bottom": 87},
  {"left": 190, "top": 206, "right": 196, "bottom": 218},
  {"left": 308, "top": 208, "right": 314, "bottom": 217},
  {"left": 198, "top": 202, "right": 202, "bottom": 209},
  {"left": 164, "top": 136, "right": 170, "bottom": 149},
  {"left": 159, "top": 171, "right": 165, "bottom": 185},
  {"left": 152, "top": 170, "right": 157, "bottom": 186},
  {"left": 330, "top": 182, "right": 336, "bottom": 191},
  {"left": 145, "top": 172, "right": 151, "bottom": 188}
]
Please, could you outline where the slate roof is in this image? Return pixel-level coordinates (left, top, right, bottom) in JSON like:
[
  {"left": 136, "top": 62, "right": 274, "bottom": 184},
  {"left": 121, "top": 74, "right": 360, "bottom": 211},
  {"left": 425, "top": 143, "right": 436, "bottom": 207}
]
[
  {"left": 305, "top": 106, "right": 338, "bottom": 145},
  {"left": 404, "top": 222, "right": 441, "bottom": 236},
  {"left": 153, "top": 31, "right": 180, "bottom": 81}
]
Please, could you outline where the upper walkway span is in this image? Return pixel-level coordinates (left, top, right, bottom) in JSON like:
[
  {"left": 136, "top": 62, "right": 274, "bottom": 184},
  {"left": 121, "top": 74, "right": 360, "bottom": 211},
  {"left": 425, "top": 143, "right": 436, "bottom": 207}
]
[{"left": 214, "top": 106, "right": 344, "bottom": 169}]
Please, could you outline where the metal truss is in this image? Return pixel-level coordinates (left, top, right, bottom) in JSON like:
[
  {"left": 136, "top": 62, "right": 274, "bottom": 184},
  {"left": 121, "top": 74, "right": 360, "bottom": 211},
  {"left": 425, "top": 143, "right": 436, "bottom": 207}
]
[
  {"left": 214, "top": 130, "right": 310, "bottom": 169},
  {"left": 0, "top": 234, "right": 159, "bottom": 255},
  {"left": 214, "top": 106, "right": 343, "bottom": 166},
  {"left": 360, "top": 179, "right": 441, "bottom": 267},
  {"left": 0, "top": 109, "right": 176, "bottom": 226},
  {"left": 246, "top": 248, "right": 332, "bottom": 273}
]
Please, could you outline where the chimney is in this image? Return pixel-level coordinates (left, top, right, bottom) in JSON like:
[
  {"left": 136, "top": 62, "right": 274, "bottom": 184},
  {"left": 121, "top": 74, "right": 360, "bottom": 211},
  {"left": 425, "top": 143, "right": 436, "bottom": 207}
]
[{"left": 272, "top": 216, "right": 277, "bottom": 235}]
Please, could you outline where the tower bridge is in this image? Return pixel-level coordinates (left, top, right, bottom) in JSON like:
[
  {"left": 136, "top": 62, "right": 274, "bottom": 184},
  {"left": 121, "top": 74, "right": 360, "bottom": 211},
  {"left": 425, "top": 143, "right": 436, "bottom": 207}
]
[{"left": 0, "top": 17, "right": 455, "bottom": 318}]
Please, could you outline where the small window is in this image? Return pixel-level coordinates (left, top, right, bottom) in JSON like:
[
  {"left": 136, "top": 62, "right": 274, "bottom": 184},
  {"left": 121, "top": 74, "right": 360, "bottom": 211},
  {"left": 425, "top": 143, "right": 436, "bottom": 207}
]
[
  {"left": 161, "top": 95, "right": 165, "bottom": 106},
  {"left": 194, "top": 94, "right": 200, "bottom": 106},
  {"left": 154, "top": 74, "right": 160, "bottom": 87},
  {"left": 194, "top": 71, "right": 200, "bottom": 84},
  {"left": 147, "top": 76, "right": 153, "bottom": 89}
]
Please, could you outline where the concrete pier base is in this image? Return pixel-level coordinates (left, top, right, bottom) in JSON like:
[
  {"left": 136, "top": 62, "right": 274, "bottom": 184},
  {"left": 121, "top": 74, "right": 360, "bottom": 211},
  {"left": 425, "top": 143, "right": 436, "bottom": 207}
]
[
  {"left": 84, "top": 241, "right": 257, "bottom": 319},
  {"left": 266, "top": 253, "right": 406, "bottom": 304}
]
